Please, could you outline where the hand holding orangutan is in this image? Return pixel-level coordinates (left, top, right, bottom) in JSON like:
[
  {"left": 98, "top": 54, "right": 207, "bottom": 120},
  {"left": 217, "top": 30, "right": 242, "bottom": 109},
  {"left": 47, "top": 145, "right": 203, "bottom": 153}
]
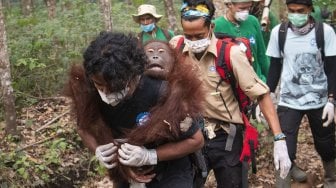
[
  {"left": 95, "top": 143, "right": 118, "bottom": 169},
  {"left": 118, "top": 143, "right": 158, "bottom": 167}
]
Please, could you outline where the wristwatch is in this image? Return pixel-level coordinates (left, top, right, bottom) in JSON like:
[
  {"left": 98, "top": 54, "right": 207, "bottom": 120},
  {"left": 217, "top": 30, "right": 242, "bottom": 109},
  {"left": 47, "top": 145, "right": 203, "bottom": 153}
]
[{"left": 274, "top": 133, "right": 286, "bottom": 141}]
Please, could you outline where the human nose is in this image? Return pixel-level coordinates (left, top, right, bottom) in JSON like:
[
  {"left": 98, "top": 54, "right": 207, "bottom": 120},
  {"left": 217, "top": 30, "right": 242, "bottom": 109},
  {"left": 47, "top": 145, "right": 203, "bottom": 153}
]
[{"left": 144, "top": 19, "right": 151, "bottom": 25}]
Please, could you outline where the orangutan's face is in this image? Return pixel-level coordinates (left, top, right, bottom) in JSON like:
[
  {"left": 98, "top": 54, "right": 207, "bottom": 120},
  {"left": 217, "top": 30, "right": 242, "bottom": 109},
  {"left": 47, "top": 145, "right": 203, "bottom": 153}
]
[{"left": 144, "top": 41, "right": 174, "bottom": 80}]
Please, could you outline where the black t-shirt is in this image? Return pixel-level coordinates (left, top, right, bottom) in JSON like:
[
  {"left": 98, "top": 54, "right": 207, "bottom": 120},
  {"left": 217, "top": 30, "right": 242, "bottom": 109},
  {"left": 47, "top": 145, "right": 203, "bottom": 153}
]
[{"left": 100, "top": 75, "right": 164, "bottom": 137}]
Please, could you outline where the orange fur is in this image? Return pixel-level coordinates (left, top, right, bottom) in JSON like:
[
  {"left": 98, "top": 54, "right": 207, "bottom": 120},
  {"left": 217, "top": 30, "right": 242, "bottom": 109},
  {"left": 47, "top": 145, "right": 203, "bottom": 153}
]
[
  {"left": 127, "top": 54, "right": 205, "bottom": 145},
  {"left": 63, "top": 43, "right": 205, "bottom": 183}
]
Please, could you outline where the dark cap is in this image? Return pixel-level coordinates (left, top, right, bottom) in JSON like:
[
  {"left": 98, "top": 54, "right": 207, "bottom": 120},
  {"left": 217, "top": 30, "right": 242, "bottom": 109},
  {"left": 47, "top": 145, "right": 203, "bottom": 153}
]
[{"left": 286, "top": 0, "right": 312, "bottom": 6}]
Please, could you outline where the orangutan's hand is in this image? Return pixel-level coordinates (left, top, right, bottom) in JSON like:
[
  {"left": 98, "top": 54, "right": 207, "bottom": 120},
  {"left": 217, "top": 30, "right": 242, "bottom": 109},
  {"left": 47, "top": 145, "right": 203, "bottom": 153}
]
[{"left": 128, "top": 166, "right": 156, "bottom": 183}]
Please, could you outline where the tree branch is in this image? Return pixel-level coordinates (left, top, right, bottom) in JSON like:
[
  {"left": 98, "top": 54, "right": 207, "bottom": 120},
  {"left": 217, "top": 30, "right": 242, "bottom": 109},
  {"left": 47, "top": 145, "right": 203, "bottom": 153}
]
[
  {"left": 35, "top": 109, "right": 70, "bottom": 132},
  {"left": 16, "top": 134, "right": 58, "bottom": 152}
]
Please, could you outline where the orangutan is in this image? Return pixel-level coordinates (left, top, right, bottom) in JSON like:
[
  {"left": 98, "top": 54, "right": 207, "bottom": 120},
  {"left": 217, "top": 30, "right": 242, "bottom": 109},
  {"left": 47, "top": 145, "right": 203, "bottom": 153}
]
[
  {"left": 143, "top": 40, "right": 175, "bottom": 80},
  {"left": 63, "top": 33, "right": 205, "bottom": 187}
]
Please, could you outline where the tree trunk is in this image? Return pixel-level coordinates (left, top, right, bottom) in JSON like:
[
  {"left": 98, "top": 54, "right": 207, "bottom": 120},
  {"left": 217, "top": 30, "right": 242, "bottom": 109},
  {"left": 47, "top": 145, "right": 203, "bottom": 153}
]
[
  {"left": 21, "top": 0, "right": 33, "bottom": 16},
  {"left": 3, "top": 0, "right": 11, "bottom": 9},
  {"left": 60, "top": 1, "right": 72, "bottom": 12},
  {"left": 124, "top": 0, "right": 132, "bottom": 5},
  {"left": 44, "top": 0, "right": 57, "bottom": 19},
  {"left": 279, "top": 0, "right": 287, "bottom": 22},
  {"left": 163, "top": 0, "right": 179, "bottom": 34},
  {"left": 213, "top": 0, "right": 226, "bottom": 18},
  {"left": 0, "top": 1, "right": 18, "bottom": 136},
  {"left": 99, "top": 0, "right": 113, "bottom": 31}
]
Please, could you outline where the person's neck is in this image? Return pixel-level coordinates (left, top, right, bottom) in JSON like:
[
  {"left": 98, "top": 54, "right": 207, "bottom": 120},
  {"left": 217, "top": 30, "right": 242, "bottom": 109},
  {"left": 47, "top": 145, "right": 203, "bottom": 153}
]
[
  {"left": 195, "top": 52, "right": 204, "bottom": 60},
  {"left": 225, "top": 11, "right": 238, "bottom": 25},
  {"left": 146, "top": 27, "right": 157, "bottom": 34}
]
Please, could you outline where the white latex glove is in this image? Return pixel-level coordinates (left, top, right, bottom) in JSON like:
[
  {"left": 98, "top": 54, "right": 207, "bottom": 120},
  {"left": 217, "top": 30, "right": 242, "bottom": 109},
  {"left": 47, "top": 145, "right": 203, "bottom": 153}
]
[
  {"left": 274, "top": 140, "right": 292, "bottom": 179},
  {"left": 118, "top": 143, "right": 157, "bottom": 167},
  {"left": 254, "top": 105, "right": 267, "bottom": 125},
  {"left": 95, "top": 143, "right": 118, "bottom": 169},
  {"left": 322, "top": 102, "right": 334, "bottom": 127}
]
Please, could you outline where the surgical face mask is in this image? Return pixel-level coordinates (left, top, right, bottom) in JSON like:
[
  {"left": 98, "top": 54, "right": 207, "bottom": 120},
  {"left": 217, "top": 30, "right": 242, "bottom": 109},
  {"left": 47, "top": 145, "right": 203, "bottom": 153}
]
[
  {"left": 288, "top": 13, "right": 309, "bottom": 27},
  {"left": 185, "top": 37, "right": 211, "bottom": 54},
  {"left": 184, "top": 31, "right": 211, "bottom": 54},
  {"left": 98, "top": 87, "right": 129, "bottom": 106},
  {"left": 234, "top": 10, "right": 249, "bottom": 22},
  {"left": 140, "top": 23, "right": 155, "bottom": 32}
]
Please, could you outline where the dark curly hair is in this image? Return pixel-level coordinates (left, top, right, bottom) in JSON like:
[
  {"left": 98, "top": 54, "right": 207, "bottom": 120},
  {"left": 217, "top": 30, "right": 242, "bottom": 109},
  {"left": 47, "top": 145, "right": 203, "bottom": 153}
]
[
  {"left": 181, "top": 0, "right": 216, "bottom": 27},
  {"left": 83, "top": 31, "right": 148, "bottom": 91}
]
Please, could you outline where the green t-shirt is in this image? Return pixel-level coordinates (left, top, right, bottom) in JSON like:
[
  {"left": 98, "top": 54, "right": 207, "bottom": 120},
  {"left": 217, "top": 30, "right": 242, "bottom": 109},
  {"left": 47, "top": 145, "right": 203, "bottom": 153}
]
[
  {"left": 140, "top": 27, "right": 174, "bottom": 44},
  {"left": 213, "top": 15, "right": 269, "bottom": 82}
]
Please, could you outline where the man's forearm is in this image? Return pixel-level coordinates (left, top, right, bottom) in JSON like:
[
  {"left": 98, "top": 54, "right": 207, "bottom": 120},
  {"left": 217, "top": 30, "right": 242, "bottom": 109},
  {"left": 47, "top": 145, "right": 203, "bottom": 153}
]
[
  {"left": 156, "top": 129, "right": 204, "bottom": 161},
  {"left": 258, "top": 93, "right": 282, "bottom": 136}
]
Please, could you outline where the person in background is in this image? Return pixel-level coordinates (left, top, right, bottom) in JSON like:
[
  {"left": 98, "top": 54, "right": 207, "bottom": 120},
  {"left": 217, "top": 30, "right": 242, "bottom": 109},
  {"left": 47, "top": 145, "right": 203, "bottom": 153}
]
[
  {"left": 250, "top": 0, "right": 279, "bottom": 46},
  {"left": 132, "top": 4, "right": 174, "bottom": 44},
  {"left": 266, "top": 0, "right": 336, "bottom": 187},
  {"left": 214, "top": 0, "right": 269, "bottom": 83}
]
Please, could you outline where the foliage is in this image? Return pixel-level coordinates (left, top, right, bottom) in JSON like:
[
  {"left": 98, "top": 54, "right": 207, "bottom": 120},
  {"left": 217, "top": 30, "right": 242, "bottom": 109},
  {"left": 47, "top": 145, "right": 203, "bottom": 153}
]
[
  {"left": 0, "top": 98, "right": 103, "bottom": 187},
  {"left": 6, "top": 0, "right": 102, "bottom": 101},
  {"left": 313, "top": 0, "right": 336, "bottom": 9},
  {"left": 1, "top": 0, "right": 182, "bottom": 121}
]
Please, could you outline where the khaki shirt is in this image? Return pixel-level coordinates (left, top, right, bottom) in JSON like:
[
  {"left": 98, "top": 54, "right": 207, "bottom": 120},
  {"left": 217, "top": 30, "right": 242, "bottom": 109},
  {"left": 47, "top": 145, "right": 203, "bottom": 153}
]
[{"left": 170, "top": 34, "right": 269, "bottom": 124}]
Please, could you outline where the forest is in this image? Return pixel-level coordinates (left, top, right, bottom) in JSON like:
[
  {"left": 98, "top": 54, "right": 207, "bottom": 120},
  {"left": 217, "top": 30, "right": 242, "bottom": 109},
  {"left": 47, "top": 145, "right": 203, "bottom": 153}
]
[{"left": 0, "top": 0, "right": 336, "bottom": 187}]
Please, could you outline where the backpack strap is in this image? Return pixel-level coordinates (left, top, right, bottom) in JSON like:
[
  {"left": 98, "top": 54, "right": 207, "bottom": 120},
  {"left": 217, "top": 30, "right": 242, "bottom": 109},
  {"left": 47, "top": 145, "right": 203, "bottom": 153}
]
[
  {"left": 278, "top": 21, "right": 289, "bottom": 56},
  {"left": 216, "top": 38, "right": 247, "bottom": 113},
  {"left": 162, "top": 29, "right": 172, "bottom": 41},
  {"left": 315, "top": 21, "right": 325, "bottom": 61},
  {"left": 138, "top": 31, "right": 144, "bottom": 43},
  {"left": 176, "top": 36, "right": 185, "bottom": 53},
  {"left": 138, "top": 29, "right": 172, "bottom": 43},
  {"left": 216, "top": 39, "right": 235, "bottom": 83}
]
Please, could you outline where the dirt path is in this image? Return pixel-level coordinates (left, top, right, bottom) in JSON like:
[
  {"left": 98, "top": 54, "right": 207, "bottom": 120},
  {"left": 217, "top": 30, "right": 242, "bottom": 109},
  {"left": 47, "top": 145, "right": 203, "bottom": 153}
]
[{"left": 1, "top": 97, "right": 325, "bottom": 187}]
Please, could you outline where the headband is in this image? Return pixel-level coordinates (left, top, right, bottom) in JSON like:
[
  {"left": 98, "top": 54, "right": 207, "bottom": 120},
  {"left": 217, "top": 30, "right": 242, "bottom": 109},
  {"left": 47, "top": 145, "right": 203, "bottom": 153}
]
[{"left": 181, "top": 3, "right": 210, "bottom": 19}]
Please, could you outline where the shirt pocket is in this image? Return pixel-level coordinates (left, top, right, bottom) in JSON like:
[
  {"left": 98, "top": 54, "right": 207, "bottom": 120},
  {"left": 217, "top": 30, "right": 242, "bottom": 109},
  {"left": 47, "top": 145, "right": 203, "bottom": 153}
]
[
  {"left": 207, "top": 71, "right": 221, "bottom": 86},
  {"left": 207, "top": 71, "right": 223, "bottom": 102}
]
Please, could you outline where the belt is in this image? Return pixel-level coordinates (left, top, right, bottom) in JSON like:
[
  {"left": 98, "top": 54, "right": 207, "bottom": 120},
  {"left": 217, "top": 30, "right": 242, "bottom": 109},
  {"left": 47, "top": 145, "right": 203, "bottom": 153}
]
[{"left": 203, "top": 117, "right": 237, "bottom": 151}]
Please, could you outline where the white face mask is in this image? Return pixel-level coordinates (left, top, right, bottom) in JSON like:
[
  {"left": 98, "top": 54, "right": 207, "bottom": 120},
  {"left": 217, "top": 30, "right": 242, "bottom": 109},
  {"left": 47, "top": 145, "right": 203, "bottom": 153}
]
[
  {"left": 234, "top": 10, "right": 249, "bottom": 22},
  {"left": 185, "top": 36, "right": 211, "bottom": 54},
  {"left": 98, "top": 87, "right": 129, "bottom": 106}
]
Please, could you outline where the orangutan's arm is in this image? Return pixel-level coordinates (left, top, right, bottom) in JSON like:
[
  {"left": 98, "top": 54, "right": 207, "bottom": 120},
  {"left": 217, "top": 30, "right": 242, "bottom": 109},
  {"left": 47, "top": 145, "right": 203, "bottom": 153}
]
[
  {"left": 76, "top": 127, "right": 99, "bottom": 153},
  {"left": 155, "top": 129, "right": 204, "bottom": 161}
]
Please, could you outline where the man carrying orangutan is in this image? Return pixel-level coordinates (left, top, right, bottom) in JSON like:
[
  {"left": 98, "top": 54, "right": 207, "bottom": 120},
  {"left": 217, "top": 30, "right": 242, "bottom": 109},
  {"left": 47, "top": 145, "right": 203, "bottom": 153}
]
[{"left": 64, "top": 32, "right": 205, "bottom": 188}]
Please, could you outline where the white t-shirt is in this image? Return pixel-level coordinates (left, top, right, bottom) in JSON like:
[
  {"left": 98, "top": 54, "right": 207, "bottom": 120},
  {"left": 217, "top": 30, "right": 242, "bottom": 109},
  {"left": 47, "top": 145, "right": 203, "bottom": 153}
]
[{"left": 266, "top": 23, "right": 336, "bottom": 110}]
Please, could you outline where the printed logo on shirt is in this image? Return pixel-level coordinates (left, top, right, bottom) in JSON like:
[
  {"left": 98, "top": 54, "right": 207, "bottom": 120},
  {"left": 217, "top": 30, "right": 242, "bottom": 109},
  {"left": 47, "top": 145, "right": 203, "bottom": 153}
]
[
  {"left": 209, "top": 65, "right": 216, "bottom": 72},
  {"left": 310, "top": 38, "right": 317, "bottom": 47},
  {"left": 249, "top": 36, "right": 256, "bottom": 45},
  {"left": 136, "top": 112, "right": 150, "bottom": 127}
]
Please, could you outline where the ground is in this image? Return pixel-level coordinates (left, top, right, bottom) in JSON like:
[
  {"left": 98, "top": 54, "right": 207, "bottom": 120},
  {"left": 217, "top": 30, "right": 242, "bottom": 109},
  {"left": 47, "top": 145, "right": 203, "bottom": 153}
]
[{"left": 0, "top": 97, "right": 326, "bottom": 187}]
